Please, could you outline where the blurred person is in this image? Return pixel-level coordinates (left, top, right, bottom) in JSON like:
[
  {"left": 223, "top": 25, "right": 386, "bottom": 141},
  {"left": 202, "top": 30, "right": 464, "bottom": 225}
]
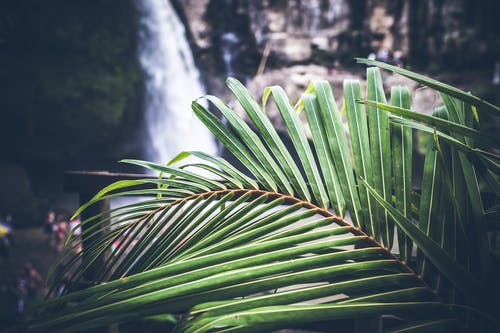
[
  {"left": 55, "top": 214, "right": 69, "bottom": 253},
  {"left": 16, "top": 262, "right": 44, "bottom": 317},
  {"left": 16, "top": 277, "right": 28, "bottom": 316},
  {"left": 44, "top": 209, "right": 56, "bottom": 242},
  {"left": 393, "top": 50, "right": 404, "bottom": 67},
  {"left": 24, "top": 261, "right": 44, "bottom": 297},
  {"left": 376, "top": 47, "right": 390, "bottom": 63},
  {"left": 56, "top": 274, "right": 71, "bottom": 296},
  {"left": 493, "top": 60, "right": 500, "bottom": 85},
  {"left": 68, "top": 216, "right": 81, "bottom": 237},
  {"left": 69, "top": 216, "right": 82, "bottom": 253},
  {"left": 0, "top": 212, "right": 13, "bottom": 262},
  {"left": 5, "top": 213, "right": 14, "bottom": 245},
  {"left": 0, "top": 235, "right": 10, "bottom": 262}
]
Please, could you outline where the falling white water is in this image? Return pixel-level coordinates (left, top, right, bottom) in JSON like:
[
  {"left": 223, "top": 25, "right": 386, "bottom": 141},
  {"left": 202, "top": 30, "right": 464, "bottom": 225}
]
[
  {"left": 220, "top": 32, "right": 240, "bottom": 77},
  {"left": 326, "top": 0, "right": 350, "bottom": 26},
  {"left": 307, "top": 0, "right": 321, "bottom": 35},
  {"left": 136, "top": 0, "right": 218, "bottom": 165}
]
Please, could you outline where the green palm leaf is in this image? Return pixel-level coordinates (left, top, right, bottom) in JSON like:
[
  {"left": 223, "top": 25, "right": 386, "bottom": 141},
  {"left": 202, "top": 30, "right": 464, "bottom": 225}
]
[
  {"left": 22, "top": 64, "right": 500, "bottom": 333},
  {"left": 389, "top": 86, "right": 413, "bottom": 262},
  {"left": 364, "top": 100, "right": 499, "bottom": 149},
  {"left": 263, "top": 86, "right": 329, "bottom": 208},
  {"left": 355, "top": 58, "right": 500, "bottom": 115},
  {"left": 28, "top": 187, "right": 449, "bottom": 332},
  {"left": 366, "top": 67, "right": 393, "bottom": 248},
  {"left": 310, "top": 80, "right": 363, "bottom": 227},
  {"left": 361, "top": 179, "right": 495, "bottom": 310},
  {"left": 226, "top": 78, "right": 311, "bottom": 201},
  {"left": 302, "top": 93, "right": 346, "bottom": 216},
  {"left": 343, "top": 79, "right": 376, "bottom": 237}
]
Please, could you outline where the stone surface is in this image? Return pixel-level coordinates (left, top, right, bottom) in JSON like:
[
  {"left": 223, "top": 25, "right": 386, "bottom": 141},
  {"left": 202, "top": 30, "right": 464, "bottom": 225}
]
[
  {"left": 175, "top": 0, "right": 212, "bottom": 49},
  {"left": 173, "top": 0, "right": 499, "bottom": 133},
  {"left": 177, "top": 0, "right": 499, "bottom": 75}
]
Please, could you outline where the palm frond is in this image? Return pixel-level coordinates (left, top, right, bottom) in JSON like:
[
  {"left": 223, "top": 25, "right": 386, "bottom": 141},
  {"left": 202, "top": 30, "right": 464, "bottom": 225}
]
[
  {"left": 343, "top": 79, "right": 376, "bottom": 237},
  {"left": 355, "top": 58, "right": 500, "bottom": 115},
  {"left": 31, "top": 184, "right": 448, "bottom": 332},
  {"left": 310, "top": 80, "right": 363, "bottom": 226},
  {"left": 389, "top": 86, "right": 413, "bottom": 263},
  {"left": 366, "top": 67, "right": 393, "bottom": 248},
  {"left": 23, "top": 61, "right": 500, "bottom": 332}
]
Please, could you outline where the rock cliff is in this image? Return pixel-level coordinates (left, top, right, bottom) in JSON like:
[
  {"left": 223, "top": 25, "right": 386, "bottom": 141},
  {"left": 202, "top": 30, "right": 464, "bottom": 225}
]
[
  {"left": 176, "top": 0, "right": 498, "bottom": 75},
  {"left": 174, "top": 0, "right": 498, "bottom": 117}
]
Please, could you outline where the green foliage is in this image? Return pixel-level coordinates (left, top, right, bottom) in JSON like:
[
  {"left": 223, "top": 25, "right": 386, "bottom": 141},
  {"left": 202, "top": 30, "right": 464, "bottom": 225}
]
[{"left": 20, "top": 60, "right": 500, "bottom": 332}]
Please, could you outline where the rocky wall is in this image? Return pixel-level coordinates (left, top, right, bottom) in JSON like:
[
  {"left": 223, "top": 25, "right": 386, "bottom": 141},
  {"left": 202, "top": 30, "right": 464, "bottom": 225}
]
[{"left": 176, "top": 0, "right": 499, "bottom": 76}]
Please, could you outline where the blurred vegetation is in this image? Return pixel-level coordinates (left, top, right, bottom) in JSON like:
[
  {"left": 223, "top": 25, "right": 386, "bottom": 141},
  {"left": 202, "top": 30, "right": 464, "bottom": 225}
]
[{"left": 0, "top": 0, "right": 142, "bottom": 167}]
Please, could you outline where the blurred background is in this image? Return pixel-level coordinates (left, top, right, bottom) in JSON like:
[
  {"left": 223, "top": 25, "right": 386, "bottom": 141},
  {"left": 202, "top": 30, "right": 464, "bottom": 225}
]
[
  {"left": 0, "top": 0, "right": 499, "bottom": 328},
  {"left": 0, "top": 0, "right": 499, "bottom": 227}
]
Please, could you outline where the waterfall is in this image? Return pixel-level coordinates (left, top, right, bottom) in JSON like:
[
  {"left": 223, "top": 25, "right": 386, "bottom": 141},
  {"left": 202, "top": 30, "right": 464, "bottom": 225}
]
[
  {"left": 220, "top": 32, "right": 240, "bottom": 77},
  {"left": 136, "top": 0, "right": 218, "bottom": 166},
  {"left": 307, "top": 0, "right": 321, "bottom": 35}
]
